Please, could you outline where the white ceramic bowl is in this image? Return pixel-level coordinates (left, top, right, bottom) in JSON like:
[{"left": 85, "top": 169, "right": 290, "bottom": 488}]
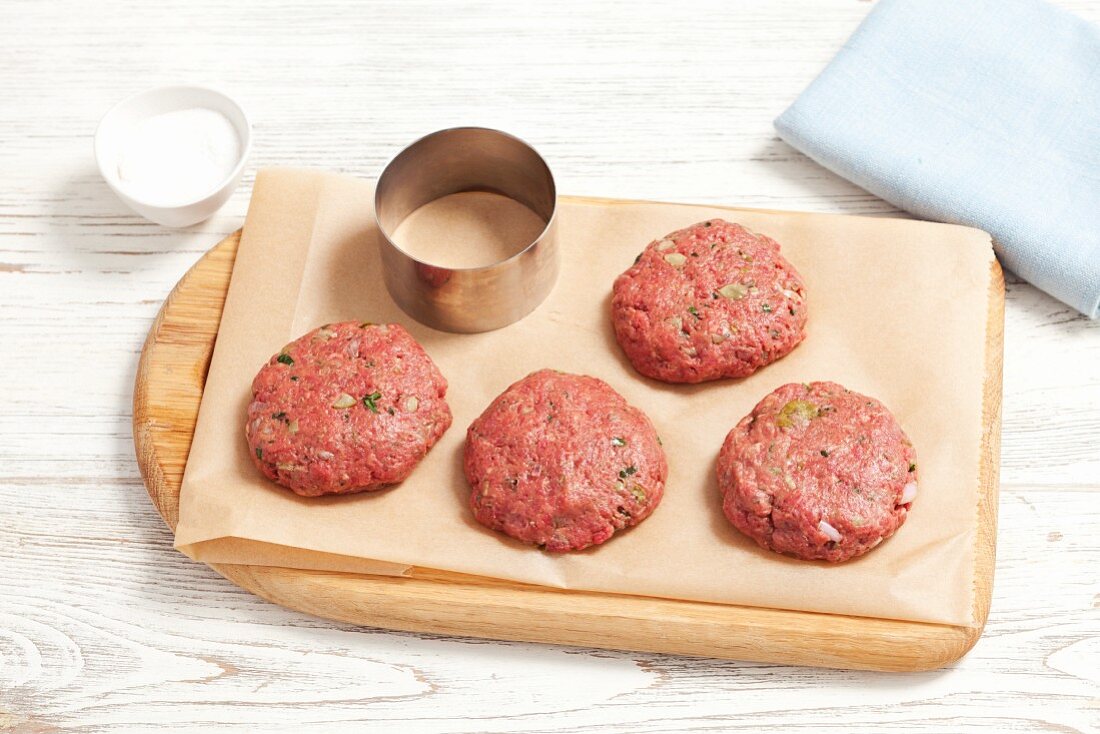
[{"left": 94, "top": 86, "right": 252, "bottom": 228}]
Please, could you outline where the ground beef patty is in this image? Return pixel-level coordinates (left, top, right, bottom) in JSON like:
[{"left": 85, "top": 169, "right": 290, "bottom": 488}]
[
  {"left": 612, "top": 219, "right": 807, "bottom": 383},
  {"left": 246, "top": 321, "right": 452, "bottom": 497},
  {"left": 717, "top": 381, "right": 917, "bottom": 562},
  {"left": 464, "top": 369, "right": 667, "bottom": 552}
]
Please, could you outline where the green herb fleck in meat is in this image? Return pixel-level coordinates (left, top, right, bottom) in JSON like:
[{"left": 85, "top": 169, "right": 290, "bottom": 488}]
[
  {"left": 276, "top": 353, "right": 294, "bottom": 366},
  {"left": 688, "top": 305, "right": 701, "bottom": 319},
  {"left": 290, "top": 375, "right": 299, "bottom": 381},
  {"left": 362, "top": 391, "right": 382, "bottom": 413},
  {"left": 633, "top": 253, "right": 642, "bottom": 264},
  {"left": 630, "top": 486, "right": 647, "bottom": 503},
  {"left": 619, "top": 465, "right": 638, "bottom": 479},
  {"left": 761, "top": 302, "right": 773, "bottom": 313},
  {"left": 776, "top": 399, "right": 820, "bottom": 428},
  {"left": 611, "top": 437, "right": 626, "bottom": 447},
  {"left": 909, "top": 462, "right": 917, "bottom": 473},
  {"left": 255, "top": 447, "right": 263, "bottom": 460},
  {"left": 820, "top": 449, "right": 829, "bottom": 457}
]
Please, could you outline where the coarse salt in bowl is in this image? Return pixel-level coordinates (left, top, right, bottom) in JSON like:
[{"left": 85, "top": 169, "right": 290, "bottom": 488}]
[{"left": 94, "top": 86, "right": 252, "bottom": 228}]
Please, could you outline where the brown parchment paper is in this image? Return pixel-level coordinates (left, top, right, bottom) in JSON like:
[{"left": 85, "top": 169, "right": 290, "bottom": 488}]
[{"left": 175, "top": 168, "right": 996, "bottom": 626}]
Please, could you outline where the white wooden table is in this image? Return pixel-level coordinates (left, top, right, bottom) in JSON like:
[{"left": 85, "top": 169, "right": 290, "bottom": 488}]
[{"left": 2, "top": 1, "right": 1098, "bottom": 731}]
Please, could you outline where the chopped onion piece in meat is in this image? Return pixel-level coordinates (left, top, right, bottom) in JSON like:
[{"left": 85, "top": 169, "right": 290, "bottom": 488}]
[
  {"left": 818, "top": 519, "right": 842, "bottom": 543},
  {"left": 901, "top": 480, "right": 918, "bottom": 505}
]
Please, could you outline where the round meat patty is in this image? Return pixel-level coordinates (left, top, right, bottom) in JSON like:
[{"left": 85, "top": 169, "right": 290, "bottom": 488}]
[
  {"left": 612, "top": 219, "right": 807, "bottom": 383},
  {"left": 246, "top": 321, "right": 452, "bottom": 497},
  {"left": 717, "top": 381, "right": 917, "bottom": 563},
  {"left": 464, "top": 369, "right": 667, "bottom": 552}
]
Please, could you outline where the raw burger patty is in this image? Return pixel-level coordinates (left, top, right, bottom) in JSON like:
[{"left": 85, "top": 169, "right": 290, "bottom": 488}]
[
  {"left": 611, "top": 219, "right": 807, "bottom": 383},
  {"left": 464, "top": 369, "right": 667, "bottom": 552},
  {"left": 717, "top": 381, "right": 917, "bottom": 563},
  {"left": 246, "top": 321, "right": 452, "bottom": 497}
]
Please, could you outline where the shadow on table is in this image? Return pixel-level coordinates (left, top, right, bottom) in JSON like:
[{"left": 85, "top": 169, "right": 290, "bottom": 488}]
[{"left": 46, "top": 164, "right": 248, "bottom": 272}]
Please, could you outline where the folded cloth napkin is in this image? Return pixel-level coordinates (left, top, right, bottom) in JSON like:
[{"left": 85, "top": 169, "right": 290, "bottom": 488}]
[{"left": 775, "top": 0, "right": 1100, "bottom": 318}]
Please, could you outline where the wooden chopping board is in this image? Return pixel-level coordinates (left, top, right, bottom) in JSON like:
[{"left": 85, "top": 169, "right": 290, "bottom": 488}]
[{"left": 134, "top": 197, "right": 1004, "bottom": 672}]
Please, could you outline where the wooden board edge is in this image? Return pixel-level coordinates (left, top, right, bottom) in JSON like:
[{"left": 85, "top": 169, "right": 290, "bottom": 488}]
[
  {"left": 133, "top": 233, "right": 241, "bottom": 530},
  {"left": 133, "top": 260, "right": 185, "bottom": 530},
  {"left": 206, "top": 561, "right": 978, "bottom": 672},
  {"left": 972, "top": 258, "right": 1005, "bottom": 631},
  {"left": 132, "top": 216, "right": 1003, "bottom": 671}
]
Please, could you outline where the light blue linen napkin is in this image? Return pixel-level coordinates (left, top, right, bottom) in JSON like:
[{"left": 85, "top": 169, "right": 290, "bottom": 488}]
[{"left": 775, "top": 0, "right": 1100, "bottom": 318}]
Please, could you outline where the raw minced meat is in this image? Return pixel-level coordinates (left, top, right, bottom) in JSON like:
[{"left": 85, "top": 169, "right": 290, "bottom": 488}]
[
  {"left": 717, "top": 381, "right": 917, "bottom": 562},
  {"left": 464, "top": 369, "right": 667, "bottom": 552},
  {"left": 246, "top": 321, "right": 451, "bottom": 497},
  {"left": 612, "top": 219, "right": 807, "bottom": 383}
]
